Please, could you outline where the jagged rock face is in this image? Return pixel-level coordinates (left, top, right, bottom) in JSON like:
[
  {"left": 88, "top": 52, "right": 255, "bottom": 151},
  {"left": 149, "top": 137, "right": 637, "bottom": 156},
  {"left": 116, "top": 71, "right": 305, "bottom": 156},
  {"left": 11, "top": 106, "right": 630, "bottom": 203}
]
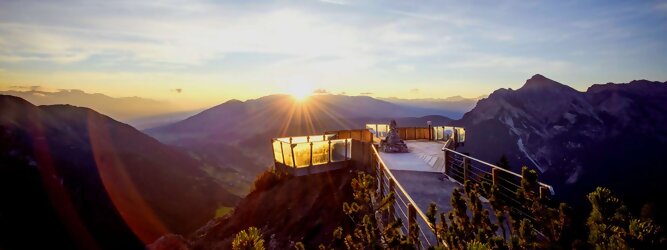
[{"left": 457, "top": 75, "right": 667, "bottom": 189}]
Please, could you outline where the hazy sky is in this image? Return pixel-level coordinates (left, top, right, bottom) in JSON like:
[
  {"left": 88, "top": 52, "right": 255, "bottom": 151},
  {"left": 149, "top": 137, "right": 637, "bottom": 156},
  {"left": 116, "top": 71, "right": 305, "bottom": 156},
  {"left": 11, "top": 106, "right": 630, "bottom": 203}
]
[{"left": 1, "top": 0, "right": 666, "bottom": 109}]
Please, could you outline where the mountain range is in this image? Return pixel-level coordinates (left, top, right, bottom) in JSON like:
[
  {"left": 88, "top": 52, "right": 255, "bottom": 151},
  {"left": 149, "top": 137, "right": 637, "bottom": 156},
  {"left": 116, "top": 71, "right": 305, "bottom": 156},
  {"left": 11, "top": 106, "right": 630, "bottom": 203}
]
[
  {"left": 145, "top": 94, "right": 457, "bottom": 185},
  {"left": 456, "top": 75, "right": 667, "bottom": 222},
  {"left": 0, "top": 88, "right": 199, "bottom": 129},
  {"left": 2, "top": 74, "right": 667, "bottom": 249},
  {"left": 380, "top": 95, "right": 482, "bottom": 119},
  {"left": 147, "top": 74, "right": 667, "bottom": 223}
]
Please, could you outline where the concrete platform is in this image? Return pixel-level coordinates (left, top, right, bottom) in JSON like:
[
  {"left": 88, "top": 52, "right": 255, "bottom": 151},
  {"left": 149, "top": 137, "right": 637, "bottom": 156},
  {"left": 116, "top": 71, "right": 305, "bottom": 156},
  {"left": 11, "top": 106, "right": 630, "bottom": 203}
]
[
  {"left": 378, "top": 140, "right": 446, "bottom": 172},
  {"left": 390, "top": 170, "right": 458, "bottom": 213}
]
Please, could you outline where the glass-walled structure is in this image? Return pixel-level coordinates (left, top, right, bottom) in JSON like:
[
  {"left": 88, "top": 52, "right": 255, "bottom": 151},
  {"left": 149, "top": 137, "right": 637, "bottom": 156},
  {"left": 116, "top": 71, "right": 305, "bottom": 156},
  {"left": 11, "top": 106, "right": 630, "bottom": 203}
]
[
  {"left": 432, "top": 126, "right": 465, "bottom": 143},
  {"left": 272, "top": 134, "right": 352, "bottom": 168}
]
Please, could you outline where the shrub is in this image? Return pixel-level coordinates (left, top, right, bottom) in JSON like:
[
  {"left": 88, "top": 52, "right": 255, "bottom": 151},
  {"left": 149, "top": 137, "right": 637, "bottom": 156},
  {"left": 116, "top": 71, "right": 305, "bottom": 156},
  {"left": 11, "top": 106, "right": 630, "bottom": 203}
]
[
  {"left": 251, "top": 169, "right": 288, "bottom": 192},
  {"left": 232, "top": 227, "right": 265, "bottom": 250}
]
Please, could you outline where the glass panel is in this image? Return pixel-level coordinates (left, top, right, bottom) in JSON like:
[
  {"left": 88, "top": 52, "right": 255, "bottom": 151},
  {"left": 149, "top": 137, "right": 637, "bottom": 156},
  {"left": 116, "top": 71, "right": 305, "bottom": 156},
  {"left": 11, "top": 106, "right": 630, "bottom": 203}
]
[
  {"left": 444, "top": 127, "right": 453, "bottom": 140},
  {"left": 457, "top": 128, "right": 466, "bottom": 143},
  {"left": 379, "top": 124, "right": 389, "bottom": 138},
  {"left": 330, "top": 139, "right": 348, "bottom": 162},
  {"left": 292, "top": 143, "right": 311, "bottom": 167},
  {"left": 436, "top": 127, "right": 444, "bottom": 140},
  {"left": 311, "top": 141, "right": 330, "bottom": 165},
  {"left": 272, "top": 140, "right": 283, "bottom": 163},
  {"left": 276, "top": 137, "right": 290, "bottom": 143},
  {"left": 366, "top": 124, "right": 390, "bottom": 138},
  {"left": 308, "top": 135, "right": 325, "bottom": 142},
  {"left": 291, "top": 136, "right": 308, "bottom": 143},
  {"left": 281, "top": 142, "right": 294, "bottom": 167}
]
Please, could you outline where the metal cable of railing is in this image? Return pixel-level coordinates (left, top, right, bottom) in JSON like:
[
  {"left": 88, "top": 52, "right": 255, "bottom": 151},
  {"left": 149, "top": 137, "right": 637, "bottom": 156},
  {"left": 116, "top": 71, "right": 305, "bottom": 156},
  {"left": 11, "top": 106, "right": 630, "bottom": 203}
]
[
  {"left": 371, "top": 145, "right": 442, "bottom": 248},
  {"left": 442, "top": 148, "right": 554, "bottom": 194}
]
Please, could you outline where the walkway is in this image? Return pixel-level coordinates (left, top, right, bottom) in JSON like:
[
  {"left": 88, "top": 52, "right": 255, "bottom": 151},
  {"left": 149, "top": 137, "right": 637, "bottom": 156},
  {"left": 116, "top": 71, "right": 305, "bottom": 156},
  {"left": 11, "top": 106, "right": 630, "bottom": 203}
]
[{"left": 378, "top": 141, "right": 457, "bottom": 212}]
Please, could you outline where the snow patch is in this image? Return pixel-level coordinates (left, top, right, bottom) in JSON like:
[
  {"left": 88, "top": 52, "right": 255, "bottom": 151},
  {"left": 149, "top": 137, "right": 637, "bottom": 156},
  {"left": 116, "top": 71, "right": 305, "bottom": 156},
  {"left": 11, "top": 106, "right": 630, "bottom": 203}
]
[
  {"left": 517, "top": 138, "right": 544, "bottom": 172},
  {"left": 566, "top": 165, "right": 581, "bottom": 184}
]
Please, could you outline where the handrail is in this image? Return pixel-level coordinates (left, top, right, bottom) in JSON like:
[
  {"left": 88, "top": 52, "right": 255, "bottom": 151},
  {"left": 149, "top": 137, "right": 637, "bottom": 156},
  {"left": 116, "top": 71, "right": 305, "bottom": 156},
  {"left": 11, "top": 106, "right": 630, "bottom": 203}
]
[
  {"left": 371, "top": 145, "right": 435, "bottom": 231},
  {"left": 442, "top": 147, "right": 555, "bottom": 195}
]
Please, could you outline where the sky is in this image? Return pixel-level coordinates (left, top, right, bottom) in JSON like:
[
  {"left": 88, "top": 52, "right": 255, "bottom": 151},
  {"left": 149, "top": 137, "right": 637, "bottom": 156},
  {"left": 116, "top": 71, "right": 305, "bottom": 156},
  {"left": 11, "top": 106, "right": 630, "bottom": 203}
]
[{"left": 1, "top": 0, "right": 666, "bottom": 110}]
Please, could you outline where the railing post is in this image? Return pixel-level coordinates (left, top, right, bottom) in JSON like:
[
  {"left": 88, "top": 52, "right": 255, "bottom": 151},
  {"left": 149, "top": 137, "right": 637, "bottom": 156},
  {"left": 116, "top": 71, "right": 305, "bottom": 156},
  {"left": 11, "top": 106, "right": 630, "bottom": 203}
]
[
  {"left": 309, "top": 142, "right": 313, "bottom": 166},
  {"left": 463, "top": 156, "right": 470, "bottom": 182},
  {"left": 328, "top": 140, "right": 332, "bottom": 163},
  {"left": 344, "top": 139, "right": 348, "bottom": 160},
  {"left": 408, "top": 203, "right": 417, "bottom": 243},
  {"left": 379, "top": 168, "right": 385, "bottom": 198},
  {"left": 453, "top": 128, "right": 458, "bottom": 149},
  {"left": 429, "top": 125, "right": 432, "bottom": 140},
  {"left": 291, "top": 144, "right": 297, "bottom": 168},
  {"left": 443, "top": 149, "right": 450, "bottom": 174},
  {"left": 388, "top": 178, "right": 396, "bottom": 224},
  {"left": 539, "top": 186, "right": 549, "bottom": 199},
  {"left": 492, "top": 168, "right": 499, "bottom": 187}
]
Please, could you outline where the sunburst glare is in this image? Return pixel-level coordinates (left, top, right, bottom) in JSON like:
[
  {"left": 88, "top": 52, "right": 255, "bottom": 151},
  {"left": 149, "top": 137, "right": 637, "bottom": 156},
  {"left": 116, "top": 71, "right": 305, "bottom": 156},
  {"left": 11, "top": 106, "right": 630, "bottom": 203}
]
[{"left": 288, "top": 83, "right": 313, "bottom": 102}]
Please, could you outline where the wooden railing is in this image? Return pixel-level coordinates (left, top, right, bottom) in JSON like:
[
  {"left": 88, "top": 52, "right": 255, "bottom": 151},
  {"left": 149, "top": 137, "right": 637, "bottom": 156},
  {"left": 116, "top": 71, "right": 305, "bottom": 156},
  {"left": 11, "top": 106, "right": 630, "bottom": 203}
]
[
  {"left": 325, "top": 129, "right": 374, "bottom": 143},
  {"left": 365, "top": 124, "right": 465, "bottom": 144}
]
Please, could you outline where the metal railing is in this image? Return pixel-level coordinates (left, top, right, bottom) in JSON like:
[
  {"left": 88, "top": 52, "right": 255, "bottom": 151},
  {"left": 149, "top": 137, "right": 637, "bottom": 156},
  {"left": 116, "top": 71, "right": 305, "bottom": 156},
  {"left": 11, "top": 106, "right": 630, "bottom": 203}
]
[
  {"left": 371, "top": 145, "right": 441, "bottom": 249},
  {"left": 442, "top": 147, "right": 555, "bottom": 222},
  {"left": 370, "top": 140, "right": 555, "bottom": 249}
]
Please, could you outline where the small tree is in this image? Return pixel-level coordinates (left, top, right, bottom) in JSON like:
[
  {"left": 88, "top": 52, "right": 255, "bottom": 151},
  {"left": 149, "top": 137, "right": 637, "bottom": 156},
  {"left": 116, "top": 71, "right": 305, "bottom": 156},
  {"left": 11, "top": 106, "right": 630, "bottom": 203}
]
[
  {"left": 587, "top": 187, "right": 665, "bottom": 249},
  {"left": 232, "top": 227, "right": 265, "bottom": 250},
  {"left": 335, "top": 171, "right": 414, "bottom": 249}
]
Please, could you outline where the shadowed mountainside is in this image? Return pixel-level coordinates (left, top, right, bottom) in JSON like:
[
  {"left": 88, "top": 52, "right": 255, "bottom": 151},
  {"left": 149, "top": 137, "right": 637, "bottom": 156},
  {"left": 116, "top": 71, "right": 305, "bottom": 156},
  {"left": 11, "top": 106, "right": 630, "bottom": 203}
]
[
  {"left": 151, "top": 169, "right": 356, "bottom": 249},
  {"left": 0, "top": 95, "right": 240, "bottom": 249}
]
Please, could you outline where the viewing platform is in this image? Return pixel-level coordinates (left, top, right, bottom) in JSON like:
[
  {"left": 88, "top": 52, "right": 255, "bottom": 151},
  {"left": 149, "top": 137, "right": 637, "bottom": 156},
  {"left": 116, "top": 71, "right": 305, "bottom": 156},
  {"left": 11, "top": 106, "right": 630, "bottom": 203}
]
[{"left": 271, "top": 122, "right": 555, "bottom": 248}]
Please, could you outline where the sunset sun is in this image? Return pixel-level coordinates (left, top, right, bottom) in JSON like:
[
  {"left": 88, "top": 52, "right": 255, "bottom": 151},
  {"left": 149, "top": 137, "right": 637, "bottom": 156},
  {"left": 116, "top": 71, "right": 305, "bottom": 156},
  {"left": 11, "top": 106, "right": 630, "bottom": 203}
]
[{"left": 288, "top": 84, "right": 313, "bottom": 102}]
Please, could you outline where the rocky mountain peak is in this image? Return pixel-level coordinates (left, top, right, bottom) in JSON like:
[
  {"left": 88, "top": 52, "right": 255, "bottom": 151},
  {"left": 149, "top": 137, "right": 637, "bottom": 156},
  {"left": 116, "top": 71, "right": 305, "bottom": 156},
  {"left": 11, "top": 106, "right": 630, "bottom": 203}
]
[{"left": 519, "top": 74, "right": 570, "bottom": 91}]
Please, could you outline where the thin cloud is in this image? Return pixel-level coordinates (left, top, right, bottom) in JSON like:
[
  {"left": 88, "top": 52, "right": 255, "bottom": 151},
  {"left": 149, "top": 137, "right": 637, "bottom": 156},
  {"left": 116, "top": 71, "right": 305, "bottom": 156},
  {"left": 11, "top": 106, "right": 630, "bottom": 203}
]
[
  {"left": 319, "top": 0, "right": 351, "bottom": 5},
  {"left": 359, "top": 92, "right": 373, "bottom": 95},
  {"left": 313, "top": 88, "right": 329, "bottom": 94},
  {"left": 10, "top": 85, "right": 43, "bottom": 91},
  {"left": 410, "top": 88, "right": 420, "bottom": 94},
  {"left": 171, "top": 88, "right": 183, "bottom": 93}
]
